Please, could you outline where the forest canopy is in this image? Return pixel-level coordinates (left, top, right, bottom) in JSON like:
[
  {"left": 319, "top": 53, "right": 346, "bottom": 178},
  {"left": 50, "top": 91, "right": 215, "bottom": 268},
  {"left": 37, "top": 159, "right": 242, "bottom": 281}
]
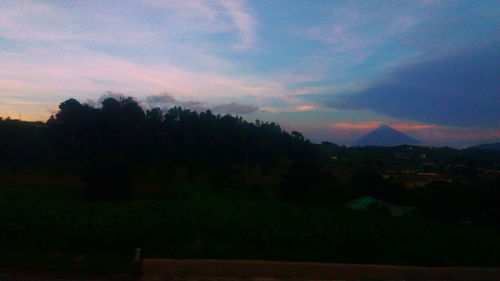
[{"left": 43, "top": 96, "right": 317, "bottom": 166}]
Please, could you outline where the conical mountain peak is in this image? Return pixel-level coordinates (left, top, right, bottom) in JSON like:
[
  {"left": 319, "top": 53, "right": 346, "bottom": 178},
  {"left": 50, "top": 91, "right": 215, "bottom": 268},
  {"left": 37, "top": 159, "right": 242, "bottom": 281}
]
[
  {"left": 355, "top": 125, "right": 420, "bottom": 147},
  {"left": 377, "top": 125, "right": 393, "bottom": 130}
]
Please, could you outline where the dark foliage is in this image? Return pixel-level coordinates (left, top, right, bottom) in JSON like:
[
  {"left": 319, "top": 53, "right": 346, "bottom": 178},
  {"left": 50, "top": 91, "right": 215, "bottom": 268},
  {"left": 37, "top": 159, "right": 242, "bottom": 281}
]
[
  {"left": 280, "top": 160, "right": 347, "bottom": 204},
  {"left": 1, "top": 96, "right": 499, "bottom": 223},
  {"left": 365, "top": 201, "right": 392, "bottom": 216},
  {"left": 248, "top": 183, "right": 263, "bottom": 196},
  {"left": 0, "top": 119, "right": 51, "bottom": 164},
  {"left": 2, "top": 100, "right": 500, "bottom": 270},
  {"left": 414, "top": 177, "right": 500, "bottom": 225},
  {"left": 210, "top": 170, "right": 238, "bottom": 189},
  {"left": 47, "top": 97, "right": 316, "bottom": 167},
  {"left": 350, "top": 168, "right": 409, "bottom": 204},
  {"left": 350, "top": 168, "right": 385, "bottom": 197},
  {"left": 83, "top": 157, "right": 135, "bottom": 201}
]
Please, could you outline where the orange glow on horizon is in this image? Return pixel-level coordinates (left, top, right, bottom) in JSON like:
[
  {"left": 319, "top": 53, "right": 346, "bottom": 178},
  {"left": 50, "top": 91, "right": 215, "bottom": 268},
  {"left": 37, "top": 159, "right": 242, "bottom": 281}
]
[
  {"left": 294, "top": 105, "right": 317, "bottom": 111},
  {"left": 329, "top": 121, "right": 440, "bottom": 132}
]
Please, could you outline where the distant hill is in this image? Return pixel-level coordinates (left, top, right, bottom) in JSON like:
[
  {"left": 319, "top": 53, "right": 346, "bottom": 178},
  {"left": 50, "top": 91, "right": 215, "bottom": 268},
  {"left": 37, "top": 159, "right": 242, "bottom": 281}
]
[
  {"left": 466, "top": 142, "right": 500, "bottom": 152},
  {"left": 355, "top": 125, "right": 421, "bottom": 147}
]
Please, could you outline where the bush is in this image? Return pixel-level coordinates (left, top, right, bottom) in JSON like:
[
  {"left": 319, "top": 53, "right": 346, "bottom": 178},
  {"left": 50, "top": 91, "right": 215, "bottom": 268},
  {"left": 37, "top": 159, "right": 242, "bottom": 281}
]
[
  {"left": 350, "top": 168, "right": 384, "bottom": 197},
  {"left": 210, "top": 167, "right": 240, "bottom": 189},
  {"left": 248, "top": 183, "right": 263, "bottom": 196},
  {"left": 83, "top": 157, "right": 135, "bottom": 201},
  {"left": 280, "top": 160, "right": 346, "bottom": 204},
  {"left": 365, "top": 202, "right": 392, "bottom": 216}
]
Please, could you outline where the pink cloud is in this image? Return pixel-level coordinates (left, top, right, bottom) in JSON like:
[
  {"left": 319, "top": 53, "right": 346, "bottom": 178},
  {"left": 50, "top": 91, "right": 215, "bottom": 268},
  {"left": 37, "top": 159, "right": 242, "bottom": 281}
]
[
  {"left": 424, "top": 129, "right": 500, "bottom": 142},
  {"left": 0, "top": 48, "right": 289, "bottom": 120},
  {"left": 328, "top": 121, "right": 439, "bottom": 132},
  {"left": 328, "top": 121, "right": 384, "bottom": 131},
  {"left": 392, "top": 124, "right": 440, "bottom": 131},
  {"left": 294, "top": 105, "right": 318, "bottom": 111}
]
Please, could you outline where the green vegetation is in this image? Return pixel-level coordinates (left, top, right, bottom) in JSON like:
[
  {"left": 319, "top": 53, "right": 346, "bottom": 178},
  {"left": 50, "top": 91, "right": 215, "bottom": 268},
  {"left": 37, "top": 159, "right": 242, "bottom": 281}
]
[
  {"left": 1, "top": 96, "right": 500, "bottom": 273},
  {"left": 1, "top": 178, "right": 500, "bottom": 273}
]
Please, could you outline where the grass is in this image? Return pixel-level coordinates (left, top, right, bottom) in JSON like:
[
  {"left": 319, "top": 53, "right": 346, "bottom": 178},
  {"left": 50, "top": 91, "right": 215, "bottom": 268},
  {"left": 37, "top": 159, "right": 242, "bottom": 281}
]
[{"left": 1, "top": 175, "right": 500, "bottom": 274}]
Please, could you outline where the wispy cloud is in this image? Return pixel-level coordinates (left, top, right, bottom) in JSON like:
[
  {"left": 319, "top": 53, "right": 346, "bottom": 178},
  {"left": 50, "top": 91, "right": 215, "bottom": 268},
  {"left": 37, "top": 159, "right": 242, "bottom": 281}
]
[
  {"left": 0, "top": 1, "right": 156, "bottom": 46},
  {"left": 134, "top": 0, "right": 257, "bottom": 48},
  {"left": 218, "top": 0, "right": 257, "bottom": 48},
  {"left": 0, "top": 0, "right": 265, "bottom": 121},
  {"left": 0, "top": 48, "right": 285, "bottom": 101},
  {"left": 0, "top": 0, "right": 258, "bottom": 60},
  {"left": 296, "top": 2, "right": 424, "bottom": 54}
]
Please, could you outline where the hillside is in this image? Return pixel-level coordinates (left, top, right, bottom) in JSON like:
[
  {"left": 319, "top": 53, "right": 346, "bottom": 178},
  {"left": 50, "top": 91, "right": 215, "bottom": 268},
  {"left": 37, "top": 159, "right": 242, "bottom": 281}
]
[{"left": 467, "top": 142, "right": 500, "bottom": 152}]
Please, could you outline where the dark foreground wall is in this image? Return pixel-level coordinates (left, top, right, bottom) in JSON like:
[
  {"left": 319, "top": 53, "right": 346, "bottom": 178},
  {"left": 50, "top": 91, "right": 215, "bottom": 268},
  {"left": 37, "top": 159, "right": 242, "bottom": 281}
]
[{"left": 142, "top": 259, "right": 500, "bottom": 281}]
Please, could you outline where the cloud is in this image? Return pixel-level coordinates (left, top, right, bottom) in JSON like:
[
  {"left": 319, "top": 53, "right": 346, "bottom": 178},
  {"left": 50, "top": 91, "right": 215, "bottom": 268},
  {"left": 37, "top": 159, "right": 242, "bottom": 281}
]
[
  {"left": 145, "top": 93, "right": 177, "bottom": 105},
  {"left": 83, "top": 92, "right": 146, "bottom": 108},
  {"left": 212, "top": 102, "right": 258, "bottom": 114},
  {"left": 0, "top": 1, "right": 157, "bottom": 46},
  {"left": 0, "top": 0, "right": 257, "bottom": 49},
  {"left": 0, "top": 48, "right": 286, "bottom": 107},
  {"left": 327, "top": 44, "right": 500, "bottom": 127},
  {"left": 218, "top": 0, "right": 257, "bottom": 48},
  {"left": 328, "top": 121, "right": 439, "bottom": 132},
  {"left": 145, "top": 93, "right": 257, "bottom": 114},
  {"left": 296, "top": 2, "right": 424, "bottom": 54},
  {"left": 144, "top": 93, "right": 207, "bottom": 111},
  {"left": 178, "top": 101, "right": 209, "bottom": 112},
  {"left": 135, "top": 0, "right": 257, "bottom": 48},
  {"left": 294, "top": 105, "right": 318, "bottom": 111}
]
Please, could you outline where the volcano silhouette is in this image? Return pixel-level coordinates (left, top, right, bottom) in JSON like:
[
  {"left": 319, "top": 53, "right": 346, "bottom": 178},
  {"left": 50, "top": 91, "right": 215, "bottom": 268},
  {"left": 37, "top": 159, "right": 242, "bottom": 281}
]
[{"left": 355, "top": 125, "right": 421, "bottom": 147}]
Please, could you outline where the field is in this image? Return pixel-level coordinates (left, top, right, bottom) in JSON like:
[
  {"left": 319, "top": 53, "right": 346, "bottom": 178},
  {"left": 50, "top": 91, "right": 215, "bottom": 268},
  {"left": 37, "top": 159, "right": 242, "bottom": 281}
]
[{"left": 1, "top": 169, "right": 499, "bottom": 274}]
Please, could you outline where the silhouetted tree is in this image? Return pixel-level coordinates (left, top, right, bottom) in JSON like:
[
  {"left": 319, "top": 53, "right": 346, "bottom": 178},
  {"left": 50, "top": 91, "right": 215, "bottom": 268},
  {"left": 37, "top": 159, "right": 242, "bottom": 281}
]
[
  {"left": 291, "top": 131, "right": 304, "bottom": 141},
  {"left": 44, "top": 97, "right": 315, "bottom": 175}
]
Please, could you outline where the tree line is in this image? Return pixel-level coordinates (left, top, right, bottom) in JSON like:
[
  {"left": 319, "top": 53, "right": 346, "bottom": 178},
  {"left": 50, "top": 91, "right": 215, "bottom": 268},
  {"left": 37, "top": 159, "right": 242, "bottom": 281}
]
[{"left": 45, "top": 97, "right": 317, "bottom": 166}]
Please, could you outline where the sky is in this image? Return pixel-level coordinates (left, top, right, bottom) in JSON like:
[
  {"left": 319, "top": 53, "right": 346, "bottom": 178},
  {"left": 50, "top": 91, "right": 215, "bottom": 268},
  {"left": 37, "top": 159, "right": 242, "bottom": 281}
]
[{"left": 1, "top": 0, "right": 499, "bottom": 147}]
